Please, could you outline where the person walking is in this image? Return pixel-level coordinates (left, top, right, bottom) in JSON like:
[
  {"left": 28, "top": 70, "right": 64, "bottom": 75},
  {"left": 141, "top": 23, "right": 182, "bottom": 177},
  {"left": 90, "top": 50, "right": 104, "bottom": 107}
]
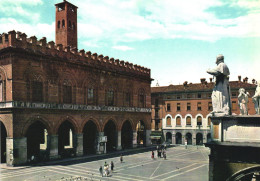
[
  {"left": 120, "top": 154, "right": 123, "bottom": 163},
  {"left": 111, "top": 161, "right": 114, "bottom": 172},
  {"left": 104, "top": 162, "right": 109, "bottom": 177},
  {"left": 99, "top": 166, "right": 103, "bottom": 177},
  {"left": 163, "top": 150, "right": 166, "bottom": 160},
  {"left": 151, "top": 151, "right": 155, "bottom": 159}
]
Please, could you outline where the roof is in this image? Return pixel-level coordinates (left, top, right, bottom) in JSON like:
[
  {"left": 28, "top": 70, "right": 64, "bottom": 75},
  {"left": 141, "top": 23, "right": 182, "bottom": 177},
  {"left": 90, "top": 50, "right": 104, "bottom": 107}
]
[
  {"left": 55, "top": 0, "right": 78, "bottom": 8},
  {"left": 151, "top": 81, "right": 256, "bottom": 94}
]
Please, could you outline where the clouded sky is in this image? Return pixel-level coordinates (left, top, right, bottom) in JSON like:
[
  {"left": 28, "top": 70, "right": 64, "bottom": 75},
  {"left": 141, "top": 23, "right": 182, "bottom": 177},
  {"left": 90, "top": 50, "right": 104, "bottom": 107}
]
[{"left": 1, "top": 0, "right": 260, "bottom": 86}]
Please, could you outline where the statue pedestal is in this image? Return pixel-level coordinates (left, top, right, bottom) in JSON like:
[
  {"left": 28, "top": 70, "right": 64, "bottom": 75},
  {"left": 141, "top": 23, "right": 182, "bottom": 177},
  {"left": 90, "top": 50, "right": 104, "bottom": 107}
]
[{"left": 206, "top": 115, "right": 260, "bottom": 181}]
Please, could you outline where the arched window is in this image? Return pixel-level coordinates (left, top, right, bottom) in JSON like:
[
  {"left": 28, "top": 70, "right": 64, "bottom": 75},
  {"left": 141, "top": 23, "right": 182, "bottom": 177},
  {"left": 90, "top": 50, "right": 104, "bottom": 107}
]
[
  {"left": 186, "top": 116, "right": 191, "bottom": 126},
  {"left": 124, "top": 91, "right": 131, "bottom": 107},
  {"left": 87, "top": 87, "right": 97, "bottom": 105},
  {"left": 138, "top": 89, "right": 145, "bottom": 107},
  {"left": 69, "top": 20, "right": 72, "bottom": 29},
  {"left": 166, "top": 116, "right": 171, "bottom": 126},
  {"left": 32, "top": 80, "right": 43, "bottom": 102},
  {"left": 63, "top": 79, "right": 72, "bottom": 104},
  {"left": 0, "top": 75, "right": 6, "bottom": 102},
  {"left": 176, "top": 116, "right": 181, "bottom": 126},
  {"left": 197, "top": 116, "right": 202, "bottom": 126},
  {"left": 106, "top": 88, "right": 114, "bottom": 106},
  {"left": 58, "top": 21, "right": 60, "bottom": 29},
  {"left": 62, "top": 19, "right": 65, "bottom": 28}
]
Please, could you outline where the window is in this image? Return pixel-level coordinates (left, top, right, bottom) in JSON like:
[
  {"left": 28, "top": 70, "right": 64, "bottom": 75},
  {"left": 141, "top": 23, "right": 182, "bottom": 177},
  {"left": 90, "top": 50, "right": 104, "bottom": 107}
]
[
  {"left": 72, "top": 22, "right": 75, "bottom": 30},
  {"left": 197, "top": 116, "right": 202, "bottom": 126},
  {"left": 198, "top": 93, "right": 201, "bottom": 98},
  {"left": 176, "top": 116, "right": 181, "bottom": 126},
  {"left": 232, "top": 101, "right": 237, "bottom": 111},
  {"left": 32, "top": 81, "right": 43, "bottom": 102},
  {"left": 208, "top": 117, "right": 211, "bottom": 126},
  {"left": 197, "top": 102, "right": 202, "bottom": 111},
  {"left": 166, "top": 116, "right": 171, "bottom": 126},
  {"left": 208, "top": 102, "right": 213, "bottom": 111},
  {"left": 58, "top": 21, "right": 60, "bottom": 29},
  {"left": 0, "top": 78, "right": 6, "bottom": 102},
  {"left": 187, "top": 94, "right": 191, "bottom": 99},
  {"left": 69, "top": 20, "right": 72, "bottom": 28},
  {"left": 177, "top": 95, "right": 181, "bottom": 99},
  {"left": 155, "top": 99, "right": 159, "bottom": 107},
  {"left": 187, "top": 103, "right": 191, "bottom": 111},
  {"left": 139, "top": 89, "right": 145, "bottom": 107},
  {"left": 155, "top": 110, "right": 159, "bottom": 118},
  {"left": 62, "top": 19, "right": 65, "bottom": 28},
  {"left": 124, "top": 92, "right": 131, "bottom": 106},
  {"left": 177, "top": 103, "right": 181, "bottom": 111},
  {"left": 186, "top": 116, "right": 191, "bottom": 126},
  {"left": 63, "top": 85, "right": 72, "bottom": 104},
  {"left": 232, "top": 92, "right": 237, "bottom": 97},
  {"left": 167, "top": 103, "right": 171, "bottom": 111},
  {"left": 107, "top": 90, "right": 114, "bottom": 106},
  {"left": 208, "top": 93, "right": 211, "bottom": 98},
  {"left": 87, "top": 88, "right": 94, "bottom": 105}
]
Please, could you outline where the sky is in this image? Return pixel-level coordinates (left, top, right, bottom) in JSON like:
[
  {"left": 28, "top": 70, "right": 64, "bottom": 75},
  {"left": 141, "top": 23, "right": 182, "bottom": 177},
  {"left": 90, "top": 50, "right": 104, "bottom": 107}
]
[{"left": 0, "top": 0, "right": 260, "bottom": 86}]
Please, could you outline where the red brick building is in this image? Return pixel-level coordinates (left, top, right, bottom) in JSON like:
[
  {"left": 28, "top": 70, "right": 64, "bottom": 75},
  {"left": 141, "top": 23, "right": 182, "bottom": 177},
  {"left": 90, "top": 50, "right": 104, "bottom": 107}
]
[
  {"left": 151, "top": 77, "right": 256, "bottom": 145},
  {"left": 0, "top": 0, "right": 152, "bottom": 166}
]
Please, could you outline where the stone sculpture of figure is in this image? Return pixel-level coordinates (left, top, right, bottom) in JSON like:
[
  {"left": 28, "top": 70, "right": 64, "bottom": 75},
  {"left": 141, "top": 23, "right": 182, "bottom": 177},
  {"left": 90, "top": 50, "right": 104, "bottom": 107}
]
[
  {"left": 207, "top": 54, "right": 231, "bottom": 116},
  {"left": 252, "top": 81, "right": 260, "bottom": 114},
  {"left": 238, "top": 88, "right": 249, "bottom": 115}
]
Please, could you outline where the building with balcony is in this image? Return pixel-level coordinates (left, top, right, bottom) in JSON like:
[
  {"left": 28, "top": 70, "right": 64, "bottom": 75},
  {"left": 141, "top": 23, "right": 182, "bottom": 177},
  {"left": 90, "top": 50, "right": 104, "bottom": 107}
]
[
  {"left": 0, "top": 0, "right": 152, "bottom": 166},
  {"left": 151, "top": 77, "right": 256, "bottom": 145}
]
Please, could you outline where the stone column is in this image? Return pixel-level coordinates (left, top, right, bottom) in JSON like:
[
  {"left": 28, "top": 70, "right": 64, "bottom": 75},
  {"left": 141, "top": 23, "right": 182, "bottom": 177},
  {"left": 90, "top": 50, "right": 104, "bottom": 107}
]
[
  {"left": 192, "top": 133, "right": 196, "bottom": 145},
  {"left": 6, "top": 137, "right": 27, "bottom": 166},
  {"left": 116, "top": 131, "right": 122, "bottom": 150},
  {"left": 172, "top": 133, "right": 176, "bottom": 144},
  {"left": 145, "top": 130, "right": 151, "bottom": 146},
  {"left": 132, "top": 131, "right": 137, "bottom": 148},
  {"left": 48, "top": 135, "right": 59, "bottom": 160},
  {"left": 96, "top": 132, "right": 105, "bottom": 154},
  {"left": 74, "top": 134, "right": 83, "bottom": 157}
]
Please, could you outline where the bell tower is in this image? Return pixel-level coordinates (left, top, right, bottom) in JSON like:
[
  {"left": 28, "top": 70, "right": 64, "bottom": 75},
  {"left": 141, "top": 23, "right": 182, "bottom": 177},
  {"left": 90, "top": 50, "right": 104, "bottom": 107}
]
[{"left": 55, "top": 0, "right": 78, "bottom": 49}]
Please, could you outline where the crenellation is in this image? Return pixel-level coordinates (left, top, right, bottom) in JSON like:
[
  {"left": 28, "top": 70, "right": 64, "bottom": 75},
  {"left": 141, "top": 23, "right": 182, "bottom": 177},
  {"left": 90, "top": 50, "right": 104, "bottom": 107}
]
[
  {"left": 103, "top": 56, "right": 109, "bottom": 62},
  {"left": 0, "top": 30, "right": 150, "bottom": 76},
  {"left": 64, "top": 46, "right": 70, "bottom": 52},
  {"left": 115, "top": 59, "right": 119, "bottom": 65},
  {"left": 79, "top": 49, "right": 85, "bottom": 56},
  {"left": 98, "top": 54, "right": 103, "bottom": 62},
  {"left": 8, "top": 30, "right": 16, "bottom": 47},
  {"left": 56, "top": 44, "right": 63, "bottom": 51},
  {"left": 119, "top": 60, "right": 124, "bottom": 67},
  {"left": 92, "top": 53, "right": 97, "bottom": 60},
  {"left": 109, "top": 58, "right": 114, "bottom": 64}
]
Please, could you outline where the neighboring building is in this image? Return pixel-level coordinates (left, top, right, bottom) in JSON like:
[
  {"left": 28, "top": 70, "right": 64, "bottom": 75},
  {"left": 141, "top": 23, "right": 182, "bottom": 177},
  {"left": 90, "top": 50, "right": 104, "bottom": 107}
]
[
  {"left": 0, "top": 0, "right": 152, "bottom": 166},
  {"left": 151, "top": 77, "right": 256, "bottom": 145}
]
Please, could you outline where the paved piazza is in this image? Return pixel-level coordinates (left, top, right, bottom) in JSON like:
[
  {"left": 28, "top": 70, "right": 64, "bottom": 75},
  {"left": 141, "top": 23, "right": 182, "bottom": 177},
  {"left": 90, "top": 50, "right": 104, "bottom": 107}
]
[{"left": 0, "top": 146, "right": 209, "bottom": 181}]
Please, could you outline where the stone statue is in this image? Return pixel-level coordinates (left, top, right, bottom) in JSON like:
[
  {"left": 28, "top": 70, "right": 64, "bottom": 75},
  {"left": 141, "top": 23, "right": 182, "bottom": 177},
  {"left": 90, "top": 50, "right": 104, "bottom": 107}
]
[
  {"left": 238, "top": 88, "right": 249, "bottom": 115},
  {"left": 207, "top": 54, "right": 231, "bottom": 116},
  {"left": 252, "top": 81, "right": 260, "bottom": 114}
]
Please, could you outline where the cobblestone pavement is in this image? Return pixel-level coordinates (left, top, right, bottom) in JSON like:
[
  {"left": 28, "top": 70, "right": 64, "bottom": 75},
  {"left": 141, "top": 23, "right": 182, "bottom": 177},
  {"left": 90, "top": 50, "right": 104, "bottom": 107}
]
[{"left": 0, "top": 146, "right": 209, "bottom": 181}]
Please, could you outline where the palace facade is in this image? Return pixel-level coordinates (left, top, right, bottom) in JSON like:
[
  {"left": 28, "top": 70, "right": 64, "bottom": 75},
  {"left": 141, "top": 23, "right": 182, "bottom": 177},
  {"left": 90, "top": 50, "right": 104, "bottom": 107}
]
[
  {"left": 0, "top": 0, "right": 152, "bottom": 166},
  {"left": 151, "top": 77, "right": 256, "bottom": 145}
]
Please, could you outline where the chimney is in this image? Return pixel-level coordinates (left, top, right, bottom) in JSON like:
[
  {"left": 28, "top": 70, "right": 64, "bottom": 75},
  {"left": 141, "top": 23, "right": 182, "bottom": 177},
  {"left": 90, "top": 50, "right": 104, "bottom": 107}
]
[
  {"left": 238, "top": 75, "right": 241, "bottom": 82},
  {"left": 210, "top": 78, "right": 213, "bottom": 83},
  {"left": 200, "top": 78, "right": 206, "bottom": 84},
  {"left": 183, "top": 81, "right": 188, "bottom": 86}
]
